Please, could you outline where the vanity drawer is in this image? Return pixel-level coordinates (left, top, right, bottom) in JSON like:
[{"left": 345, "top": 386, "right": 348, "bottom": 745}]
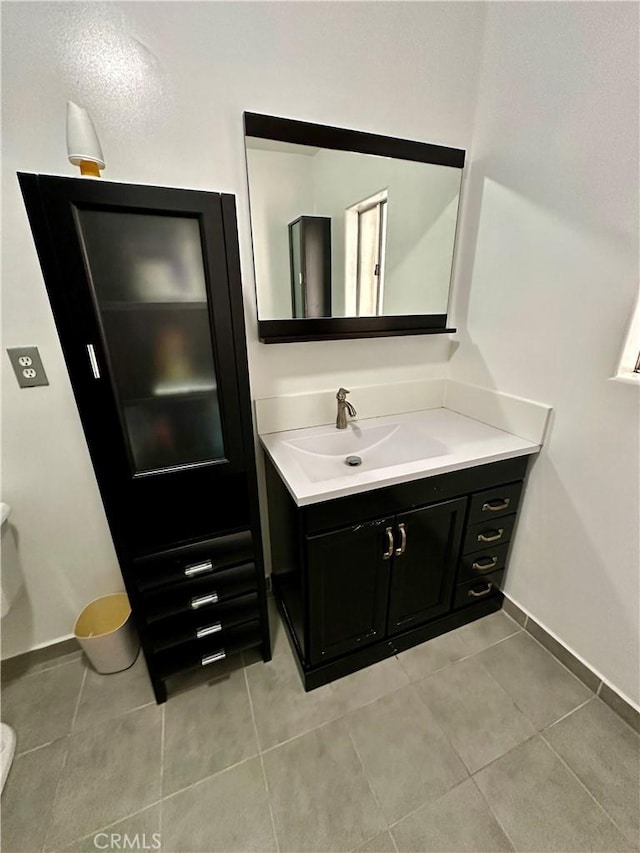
[
  {"left": 154, "top": 619, "right": 261, "bottom": 679},
  {"left": 467, "top": 482, "right": 523, "bottom": 526},
  {"left": 147, "top": 592, "right": 259, "bottom": 653},
  {"left": 458, "top": 543, "right": 510, "bottom": 583},
  {"left": 463, "top": 514, "right": 517, "bottom": 555},
  {"left": 141, "top": 562, "right": 256, "bottom": 623},
  {"left": 133, "top": 530, "right": 254, "bottom": 593},
  {"left": 454, "top": 570, "right": 503, "bottom": 609}
]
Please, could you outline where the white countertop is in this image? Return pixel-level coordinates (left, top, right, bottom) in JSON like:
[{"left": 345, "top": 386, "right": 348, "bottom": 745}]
[{"left": 260, "top": 408, "right": 540, "bottom": 507}]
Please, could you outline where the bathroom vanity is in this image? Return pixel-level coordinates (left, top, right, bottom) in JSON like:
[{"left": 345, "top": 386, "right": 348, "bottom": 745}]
[{"left": 261, "top": 408, "right": 539, "bottom": 689}]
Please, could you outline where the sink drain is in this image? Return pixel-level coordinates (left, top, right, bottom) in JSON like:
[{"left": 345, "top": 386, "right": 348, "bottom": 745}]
[{"left": 345, "top": 455, "right": 362, "bottom": 467}]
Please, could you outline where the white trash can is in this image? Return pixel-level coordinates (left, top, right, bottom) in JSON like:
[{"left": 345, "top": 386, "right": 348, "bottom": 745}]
[{"left": 74, "top": 593, "right": 140, "bottom": 674}]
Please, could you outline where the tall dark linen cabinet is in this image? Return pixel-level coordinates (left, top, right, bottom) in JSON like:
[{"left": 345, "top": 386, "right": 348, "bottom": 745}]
[{"left": 19, "top": 174, "right": 271, "bottom": 702}]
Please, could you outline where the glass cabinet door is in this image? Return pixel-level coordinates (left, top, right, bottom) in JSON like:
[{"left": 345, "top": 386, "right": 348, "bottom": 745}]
[{"left": 75, "top": 210, "right": 226, "bottom": 474}]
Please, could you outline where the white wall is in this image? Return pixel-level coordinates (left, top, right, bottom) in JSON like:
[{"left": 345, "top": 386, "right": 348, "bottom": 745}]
[
  {"left": 246, "top": 147, "right": 315, "bottom": 319},
  {"left": 450, "top": 2, "right": 640, "bottom": 704},
  {"left": 1, "top": 1, "right": 485, "bottom": 656},
  {"left": 311, "top": 149, "right": 460, "bottom": 315}
]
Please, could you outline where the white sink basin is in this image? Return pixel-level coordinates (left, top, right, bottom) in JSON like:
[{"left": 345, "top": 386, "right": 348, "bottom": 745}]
[{"left": 283, "top": 422, "right": 448, "bottom": 483}]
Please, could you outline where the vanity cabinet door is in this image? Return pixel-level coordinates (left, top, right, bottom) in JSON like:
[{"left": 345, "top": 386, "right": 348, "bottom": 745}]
[
  {"left": 387, "top": 498, "right": 466, "bottom": 635},
  {"left": 306, "top": 518, "right": 392, "bottom": 665}
]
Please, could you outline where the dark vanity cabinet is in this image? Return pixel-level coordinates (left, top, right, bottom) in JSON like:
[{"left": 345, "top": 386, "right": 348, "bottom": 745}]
[
  {"left": 266, "top": 454, "right": 528, "bottom": 689},
  {"left": 306, "top": 498, "right": 465, "bottom": 664},
  {"left": 19, "top": 174, "right": 271, "bottom": 702},
  {"left": 288, "top": 216, "right": 331, "bottom": 318}
]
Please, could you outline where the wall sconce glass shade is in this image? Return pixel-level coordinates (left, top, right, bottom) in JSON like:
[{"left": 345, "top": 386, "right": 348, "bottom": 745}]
[{"left": 66, "top": 101, "right": 105, "bottom": 175}]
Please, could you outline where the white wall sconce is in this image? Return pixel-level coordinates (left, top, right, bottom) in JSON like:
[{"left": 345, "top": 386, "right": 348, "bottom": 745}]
[{"left": 66, "top": 100, "right": 105, "bottom": 177}]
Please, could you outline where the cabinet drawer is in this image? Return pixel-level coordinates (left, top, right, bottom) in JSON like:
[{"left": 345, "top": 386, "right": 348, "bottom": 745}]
[
  {"left": 454, "top": 570, "right": 503, "bottom": 609},
  {"left": 133, "top": 530, "right": 254, "bottom": 593},
  {"left": 154, "top": 619, "right": 261, "bottom": 680},
  {"left": 458, "top": 543, "right": 510, "bottom": 583},
  {"left": 142, "top": 562, "right": 256, "bottom": 623},
  {"left": 147, "top": 592, "right": 259, "bottom": 653},
  {"left": 467, "top": 482, "right": 523, "bottom": 525},
  {"left": 463, "top": 514, "right": 517, "bottom": 555}
]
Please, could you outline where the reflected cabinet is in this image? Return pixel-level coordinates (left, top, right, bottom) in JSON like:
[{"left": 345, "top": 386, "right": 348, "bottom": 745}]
[{"left": 19, "top": 174, "right": 271, "bottom": 702}]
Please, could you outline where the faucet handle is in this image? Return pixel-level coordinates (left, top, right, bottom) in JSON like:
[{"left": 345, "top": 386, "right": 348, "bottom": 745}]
[{"left": 336, "top": 387, "right": 350, "bottom": 400}]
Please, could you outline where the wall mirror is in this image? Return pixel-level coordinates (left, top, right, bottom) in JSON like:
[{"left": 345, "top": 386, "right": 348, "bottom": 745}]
[{"left": 244, "top": 112, "right": 465, "bottom": 343}]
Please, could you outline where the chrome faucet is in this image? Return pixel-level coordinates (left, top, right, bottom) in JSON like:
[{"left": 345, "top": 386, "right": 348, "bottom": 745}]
[{"left": 336, "top": 387, "right": 357, "bottom": 429}]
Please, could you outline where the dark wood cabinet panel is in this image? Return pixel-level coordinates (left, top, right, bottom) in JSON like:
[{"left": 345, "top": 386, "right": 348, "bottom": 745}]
[
  {"left": 307, "top": 519, "right": 391, "bottom": 664},
  {"left": 19, "top": 174, "right": 271, "bottom": 702},
  {"left": 289, "top": 216, "right": 331, "bottom": 318},
  {"left": 387, "top": 499, "right": 466, "bottom": 634}
]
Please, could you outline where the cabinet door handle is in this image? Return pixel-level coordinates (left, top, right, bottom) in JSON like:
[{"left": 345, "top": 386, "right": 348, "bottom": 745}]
[
  {"left": 472, "top": 556, "right": 499, "bottom": 572},
  {"left": 394, "top": 523, "right": 407, "bottom": 557},
  {"left": 477, "top": 528, "right": 504, "bottom": 543},
  {"left": 382, "top": 527, "right": 394, "bottom": 560},
  {"left": 190, "top": 592, "right": 218, "bottom": 609},
  {"left": 184, "top": 559, "right": 214, "bottom": 577},
  {"left": 196, "top": 621, "right": 222, "bottom": 639},
  {"left": 86, "top": 344, "right": 100, "bottom": 379},
  {"left": 468, "top": 583, "right": 493, "bottom": 598},
  {"left": 201, "top": 649, "right": 226, "bottom": 666},
  {"left": 482, "top": 498, "right": 510, "bottom": 512}
]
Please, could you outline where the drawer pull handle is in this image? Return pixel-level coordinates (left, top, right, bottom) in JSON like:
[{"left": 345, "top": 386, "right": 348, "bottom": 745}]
[
  {"left": 201, "top": 649, "right": 226, "bottom": 666},
  {"left": 472, "top": 556, "right": 499, "bottom": 572},
  {"left": 190, "top": 592, "right": 218, "bottom": 609},
  {"left": 383, "top": 527, "right": 394, "bottom": 560},
  {"left": 196, "top": 622, "right": 222, "bottom": 639},
  {"left": 468, "top": 583, "right": 493, "bottom": 598},
  {"left": 478, "top": 528, "right": 504, "bottom": 543},
  {"left": 395, "top": 523, "right": 407, "bottom": 557},
  {"left": 482, "top": 498, "right": 510, "bottom": 512},
  {"left": 184, "top": 559, "right": 214, "bottom": 577}
]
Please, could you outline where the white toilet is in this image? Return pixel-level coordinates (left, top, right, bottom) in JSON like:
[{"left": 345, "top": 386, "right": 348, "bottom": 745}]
[{"left": 1, "top": 502, "right": 21, "bottom": 792}]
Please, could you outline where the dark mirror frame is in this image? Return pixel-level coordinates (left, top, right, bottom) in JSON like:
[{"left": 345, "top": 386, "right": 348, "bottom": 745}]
[{"left": 243, "top": 112, "right": 465, "bottom": 344}]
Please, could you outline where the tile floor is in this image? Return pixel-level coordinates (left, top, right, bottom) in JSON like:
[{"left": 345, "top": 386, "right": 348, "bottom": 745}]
[{"left": 2, "top": 605, "right": 638, "bottom": 853}]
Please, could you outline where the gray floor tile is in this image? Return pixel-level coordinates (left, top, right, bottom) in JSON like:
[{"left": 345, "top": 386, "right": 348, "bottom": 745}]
[
  {"left": 163, "top": 663, "right": 258, "bottom": 795},
  {"left": 346, "top": 685, "right": 467, "bottom": 824},
  {"left": 415, "top": 657, "right": 534, "bottom": 772},
  {"left": 397, "top": 612, "right": 519, "bottom": 682},
  {"left": 544, "top": 698, "right": 640, "bottom": 844},
  {"left": 162, "top": 756, "right": 276, "bottom": 852},
  {"left": 263, "top": 718, "right": 386, "bottom": 852},
  {"left": 2, "top": 659, "right": 85, "bottom": 753},
  {"left": 2, "top": 646, "right": 82, "bottom": 682},
  {"left": 455, "top": 610, "right": 521, "bottom": 655},
  {"left": 352, "top": 831, "right": 396, "bottom": 852},
  {"left": 478, "top": 631, "right": 592, "bottom": 729},
  {"left": 62, "top": 804, "right": 161, "bottom": 852},
  {"left": 1, "top": 738, "right": 67, "bottom": 853},
  {"left": 391, "top": 778, "right": 514, "bottom": 852},
  {"left": 47, "top": 704, "right": 162, "bottom": 848},
  {"left": 474, "top": 736, "right": 633, "bottom": 852},
  {"left": 330, "top": 656, "right": 410, "bottom": 714},
  {"left": 397, "top": 627, "right": 469, "bottom": 681},
  {"left": 268, "top": 596, "right": 291, "bottom": 658},
  {"left": 245, "top": 648, "right": 340, "bottom": 750},
  {"left": 526, "top": 618, "right": 601, "bottom": 692},
  {"left": 73, "top": 652, "right": 155, "bottom": 732}
]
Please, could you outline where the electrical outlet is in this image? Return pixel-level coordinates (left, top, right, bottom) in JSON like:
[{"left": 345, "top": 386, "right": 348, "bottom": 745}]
[{"left": 7, "top": 346, "right": 49, "bottom": 388}]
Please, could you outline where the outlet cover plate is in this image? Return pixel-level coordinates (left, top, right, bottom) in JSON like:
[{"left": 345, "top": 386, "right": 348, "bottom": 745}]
[{"left": 7, "top": 346, "right": 49, "bottom": 388}]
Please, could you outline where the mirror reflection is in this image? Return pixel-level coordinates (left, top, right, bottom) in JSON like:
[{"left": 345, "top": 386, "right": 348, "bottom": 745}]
[{"left": 245, "top": 137, "right": 463, "bottom": 321}]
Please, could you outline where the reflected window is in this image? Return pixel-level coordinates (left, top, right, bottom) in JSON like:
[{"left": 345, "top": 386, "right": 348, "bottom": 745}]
[{"left": 345, "top": 190, "right": 388, "bottom": 317}]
